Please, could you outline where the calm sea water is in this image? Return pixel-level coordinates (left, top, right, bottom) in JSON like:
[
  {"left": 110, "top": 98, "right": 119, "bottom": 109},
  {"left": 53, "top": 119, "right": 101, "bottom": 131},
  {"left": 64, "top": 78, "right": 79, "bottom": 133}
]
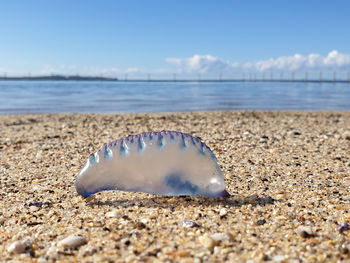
[{"left": 0, "top": 80, "right": 349, "bottom": 114}]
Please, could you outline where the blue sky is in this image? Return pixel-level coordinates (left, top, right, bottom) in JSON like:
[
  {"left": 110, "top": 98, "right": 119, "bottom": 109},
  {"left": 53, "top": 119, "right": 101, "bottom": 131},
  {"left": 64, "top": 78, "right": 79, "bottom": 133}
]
[{"left": 1, "top": 0, "right": 350, "bottom": 77}]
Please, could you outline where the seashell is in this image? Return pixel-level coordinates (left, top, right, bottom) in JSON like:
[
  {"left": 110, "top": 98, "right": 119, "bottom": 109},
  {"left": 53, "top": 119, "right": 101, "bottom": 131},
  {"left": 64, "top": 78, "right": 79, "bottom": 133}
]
[
  {"left": 76, "top": 131, "right": 229, "bottom": 198},
  {"left": 58, "top": 235, "right": 87, "bottom": 248}
]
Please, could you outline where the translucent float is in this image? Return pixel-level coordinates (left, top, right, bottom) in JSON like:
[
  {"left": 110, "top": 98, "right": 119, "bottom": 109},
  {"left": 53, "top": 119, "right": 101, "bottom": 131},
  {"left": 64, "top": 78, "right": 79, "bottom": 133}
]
[{"left": 76, "top": 131, "right": 229, "bottom": 198}]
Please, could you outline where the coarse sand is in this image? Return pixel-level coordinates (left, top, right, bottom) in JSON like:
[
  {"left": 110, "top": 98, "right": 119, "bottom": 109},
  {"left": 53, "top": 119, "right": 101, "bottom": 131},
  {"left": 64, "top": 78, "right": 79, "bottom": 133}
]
[{"left": 1, "top": 111, "right": 350, "bottom": 262}]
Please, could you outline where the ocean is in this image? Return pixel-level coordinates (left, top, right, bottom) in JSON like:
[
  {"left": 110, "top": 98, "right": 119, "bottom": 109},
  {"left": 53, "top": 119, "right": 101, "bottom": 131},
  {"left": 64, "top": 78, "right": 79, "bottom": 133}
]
[{"left": 0, "top": 80, "right": 349, "bottom": 114}]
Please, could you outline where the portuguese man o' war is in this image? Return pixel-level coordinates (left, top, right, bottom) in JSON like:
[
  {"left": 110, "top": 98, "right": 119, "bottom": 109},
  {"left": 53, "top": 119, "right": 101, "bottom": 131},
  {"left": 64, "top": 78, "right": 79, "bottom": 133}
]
[{"left": 75, "top": 131, "right": 229, "bottom": 198}]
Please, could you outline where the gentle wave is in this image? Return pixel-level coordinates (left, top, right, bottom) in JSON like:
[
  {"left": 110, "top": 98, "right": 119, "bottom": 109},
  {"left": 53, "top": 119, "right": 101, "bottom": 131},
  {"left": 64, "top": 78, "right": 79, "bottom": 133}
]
[{"left": 0, "top": 81, "right": 349, "bottom": 114}]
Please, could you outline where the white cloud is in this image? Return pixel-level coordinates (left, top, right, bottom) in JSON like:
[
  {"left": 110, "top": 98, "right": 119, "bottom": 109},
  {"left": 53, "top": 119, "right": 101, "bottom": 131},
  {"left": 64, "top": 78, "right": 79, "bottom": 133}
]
[
  {"left": 166, "top": 50, "right": 350, "bottom": 73},
  {"left": 166, "top": 55, "right": 231, "bottom": 74},
  {"left": 2, "top": 50, "right": 350, "bottom": 77}
]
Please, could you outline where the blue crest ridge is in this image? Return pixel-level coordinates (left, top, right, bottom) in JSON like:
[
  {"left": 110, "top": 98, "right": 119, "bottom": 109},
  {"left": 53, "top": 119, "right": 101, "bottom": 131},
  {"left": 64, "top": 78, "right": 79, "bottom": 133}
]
[
  {"left": 89, "top": 153, "right": 98, "bottom": 164},
  {"left": 191, "top": 137, "right": 196, "bottom": 145},
  {"left": 104, "top": 146, "right": 112, "bottom": 159},
  {"left": 120, "top": 141, "right": 128, "bottom": 155},
  {"left": 138, "top": 137, "right": 144, "bottom": 151},
  {"left": 199, "top": 143, "right": 206, "bottom": 155},
  {"left": 181, "top": 134, "right": 187, "bottom": 148},
  {"left": 158, "top": 134, "right": 164, "bottom": 147}
]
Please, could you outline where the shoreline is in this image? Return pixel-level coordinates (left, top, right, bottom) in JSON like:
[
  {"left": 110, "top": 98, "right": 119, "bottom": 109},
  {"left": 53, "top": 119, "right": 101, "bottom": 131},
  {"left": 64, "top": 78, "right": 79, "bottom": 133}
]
[
  {"left": 1, "top": 78, "right": 350, "bottom": 84},
  {"left": 2, "top": 109, "right": 350, "bottom": 116},
  {"left": 1, "top": 111, "right": 350, "bottom": 262}
]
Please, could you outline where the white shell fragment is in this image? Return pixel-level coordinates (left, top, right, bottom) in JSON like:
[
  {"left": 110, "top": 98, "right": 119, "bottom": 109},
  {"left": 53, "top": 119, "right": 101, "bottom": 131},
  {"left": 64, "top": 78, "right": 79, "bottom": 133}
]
[
  {"left": 58, "top": 235, "right": 87, "bottom": 248},
  {"left": 182, "top": 219, "right": 201, "bottom": 228},
  {"left": 76, "top": 131, "right": 229, "bottom": 198},
  {"left": 106, "top": 210, "right": 120, "bottom": 218}
]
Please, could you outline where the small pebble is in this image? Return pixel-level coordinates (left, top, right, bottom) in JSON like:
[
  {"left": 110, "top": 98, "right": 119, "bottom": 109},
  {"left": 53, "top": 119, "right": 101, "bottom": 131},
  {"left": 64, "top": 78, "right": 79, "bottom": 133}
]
[
  {"left": 210, "top": 232, "right": 232, "bottom": 243},
  {"left": 219, "top": 208, "right": 228, "bottom": 216},
  {"left": 29, "top": 201, "right": 43, "bottom": 207},
  {"left": 140, "top": 218, "right": 148, "bottom": 224},
  {"left": 58, "top": 235, "right": 87, "bottom": 248},
  {"left": 339, "top": 243, "right": 350, "bottom": 254},
  {"left": 337, "top": 222, "right": 349, "bottom": 233},
  {"left": 257, "top": 219, "right": 266, "bottom": 225},
  {"left": 344, "top": 131, "right": 350, "bottom": 140},
  {"left": 199, "top": 234, "right": 217, "bottom": 250},
  {"left": 296, "top": 226, "right": 314, "bottom": 238},
  {"left": 7, "top": 240, "right": 27, "bottom": 254},
  {"left": 46, "top": 246, "right": 59, "bottom": 258},
  {"left": 135, "top": 222, "right": 146, "bottom": 229},
  {"left": 182, "top": 219, "right": 201, "bottom": 228},
  {"left": 121, "top": 238, "right": 131, "bottom": 246},
  {"left": 106, "top": 210, "right": 120, "bottom": 218}
]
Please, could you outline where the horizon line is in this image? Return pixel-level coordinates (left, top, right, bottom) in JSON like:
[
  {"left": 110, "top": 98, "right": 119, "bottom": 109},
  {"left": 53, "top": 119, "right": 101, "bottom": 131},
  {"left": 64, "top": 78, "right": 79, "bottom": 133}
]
[{"left": 0, "top": 75, "right": 349, "bottom": 84}]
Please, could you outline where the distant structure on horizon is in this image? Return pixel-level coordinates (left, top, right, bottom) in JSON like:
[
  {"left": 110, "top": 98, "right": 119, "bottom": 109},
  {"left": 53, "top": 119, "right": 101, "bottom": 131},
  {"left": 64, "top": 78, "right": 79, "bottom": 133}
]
[{"left": 0, "top": 72, "right": 349, "bottom": 83}]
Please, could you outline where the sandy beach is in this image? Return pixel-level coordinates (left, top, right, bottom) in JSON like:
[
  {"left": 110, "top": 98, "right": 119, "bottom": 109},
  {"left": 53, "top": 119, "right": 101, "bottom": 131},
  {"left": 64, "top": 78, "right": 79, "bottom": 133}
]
[{"left": 1, "top": 111, "right": 350, "bottom": 262}]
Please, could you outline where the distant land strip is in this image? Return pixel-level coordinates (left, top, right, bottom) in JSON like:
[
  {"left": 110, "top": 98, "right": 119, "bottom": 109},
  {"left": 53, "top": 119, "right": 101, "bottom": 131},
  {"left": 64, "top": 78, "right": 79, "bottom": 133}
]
[
  {"left": 0, "top": 75, "right": 118, "bottom": 81},
  {"left": 0, "top": 75, "right": 350, "bottom": 83}
]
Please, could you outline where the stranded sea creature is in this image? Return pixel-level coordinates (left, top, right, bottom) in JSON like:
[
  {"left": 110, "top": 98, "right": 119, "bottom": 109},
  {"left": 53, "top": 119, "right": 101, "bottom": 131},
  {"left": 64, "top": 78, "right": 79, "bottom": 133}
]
[{"left": 76, "top": 131, "right": 229, "bottom": 198}]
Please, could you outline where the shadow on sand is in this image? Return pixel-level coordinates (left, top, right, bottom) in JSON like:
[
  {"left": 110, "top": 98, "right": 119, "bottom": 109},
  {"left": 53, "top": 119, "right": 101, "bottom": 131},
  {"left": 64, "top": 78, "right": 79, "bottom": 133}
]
[{"left": 86, "top": 193, "right": 278, "bottom": 209}]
